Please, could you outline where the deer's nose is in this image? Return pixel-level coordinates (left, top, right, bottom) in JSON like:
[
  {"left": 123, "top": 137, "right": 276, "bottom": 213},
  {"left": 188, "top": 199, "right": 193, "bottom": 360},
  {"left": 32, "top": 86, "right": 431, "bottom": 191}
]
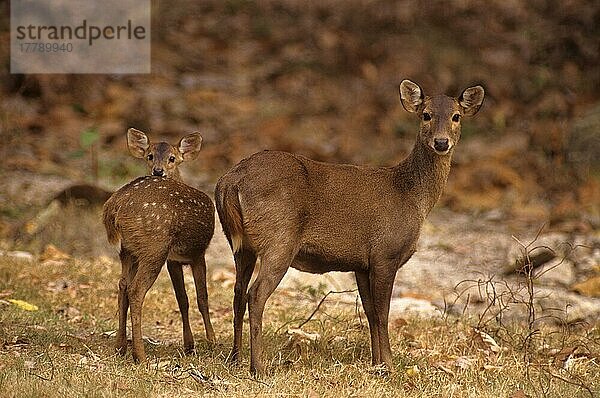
[
  {"left": 152, "top": 168, "right": 164, "bottom": 176},
  {"left": 433, "top": 138, "right": 449, "bottom": 152}
]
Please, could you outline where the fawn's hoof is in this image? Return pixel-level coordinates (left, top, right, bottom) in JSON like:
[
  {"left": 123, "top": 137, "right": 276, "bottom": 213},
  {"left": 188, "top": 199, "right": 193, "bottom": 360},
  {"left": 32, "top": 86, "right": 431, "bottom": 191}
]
[
  {"left": 115, "top": 343, "right": 128, "bottom": 356},
  {"left": 250, "top": 363, "right": 265, "bottom": 378},
  {"left": 184, "top": 344, "right": 195, "bottom": 355}
]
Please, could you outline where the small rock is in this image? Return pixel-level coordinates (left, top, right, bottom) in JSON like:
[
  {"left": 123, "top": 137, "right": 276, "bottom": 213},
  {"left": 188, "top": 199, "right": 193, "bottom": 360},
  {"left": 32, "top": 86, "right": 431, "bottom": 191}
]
[
  {"left": 389, "top": 297, "right": 440, "bottom": 318},
  {"left": 534, "top": 259, "right": 575, "bottom": 287},
  {"left": 0, "top": 251, "right": 35, "bottom": 262},
  {"left": 571, "top": 275, "right": 600, "bottom": 298}
]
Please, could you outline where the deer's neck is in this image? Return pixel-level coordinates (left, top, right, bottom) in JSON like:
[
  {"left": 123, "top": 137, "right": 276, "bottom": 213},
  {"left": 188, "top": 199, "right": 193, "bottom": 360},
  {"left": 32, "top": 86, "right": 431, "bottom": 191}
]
[{"left": 393, "top": 141, "right": 453, "bottom": 217}]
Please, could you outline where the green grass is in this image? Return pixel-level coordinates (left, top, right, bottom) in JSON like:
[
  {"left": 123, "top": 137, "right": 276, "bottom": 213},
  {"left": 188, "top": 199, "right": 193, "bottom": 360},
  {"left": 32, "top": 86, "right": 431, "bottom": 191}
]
[{"left": 0, "top": 253, "right": 598, "bottom": 397}]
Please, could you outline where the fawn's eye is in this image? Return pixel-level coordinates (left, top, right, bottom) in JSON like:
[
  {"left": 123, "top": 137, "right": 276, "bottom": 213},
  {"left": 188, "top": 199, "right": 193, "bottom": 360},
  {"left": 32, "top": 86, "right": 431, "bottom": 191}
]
[
  {"left": 423, "top": 112, "right": 432, "bottom": 121},
  {"left": 452, "top": 114, "right": 461, "bottom": 122},
  {"left": 168, "top": 156, "right": 176, "bottom": 163},
  {"left": 147, "top": 153, "right": 153, "bottom": 161}
]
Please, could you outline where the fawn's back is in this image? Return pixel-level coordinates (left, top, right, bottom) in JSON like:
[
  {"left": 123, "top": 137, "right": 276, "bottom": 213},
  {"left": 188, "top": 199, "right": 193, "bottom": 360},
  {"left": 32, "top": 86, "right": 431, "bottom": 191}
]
[{"left": 104, "top": 175, "right": 214, "bottom": 260}]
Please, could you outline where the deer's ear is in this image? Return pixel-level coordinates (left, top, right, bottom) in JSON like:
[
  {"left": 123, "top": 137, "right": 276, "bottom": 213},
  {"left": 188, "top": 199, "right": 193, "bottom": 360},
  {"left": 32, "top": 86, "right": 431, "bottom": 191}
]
[
  {"left": 399, "top": 79, "right": 424, "bottom": 113},
  {"left": 178, "top": 132, "right": 202, "bottom": 161},
  {"left": 127, "top": 128, "right": 149, "bottom": 158},
  {"left": 459, "top": 85, "right": 485, "bottom": 116}
]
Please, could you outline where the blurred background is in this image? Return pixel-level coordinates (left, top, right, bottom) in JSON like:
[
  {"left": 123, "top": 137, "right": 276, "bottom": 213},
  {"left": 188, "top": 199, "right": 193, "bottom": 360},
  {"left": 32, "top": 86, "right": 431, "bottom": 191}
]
[{"left": 0, "top": 0, "right": 599, "bottom": 245}]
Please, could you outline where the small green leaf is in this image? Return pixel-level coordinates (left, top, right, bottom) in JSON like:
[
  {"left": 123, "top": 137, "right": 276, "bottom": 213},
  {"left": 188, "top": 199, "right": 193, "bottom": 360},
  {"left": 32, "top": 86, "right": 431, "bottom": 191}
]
[{"left": 80, "top": 128, "right": 99, "bottom": 148}]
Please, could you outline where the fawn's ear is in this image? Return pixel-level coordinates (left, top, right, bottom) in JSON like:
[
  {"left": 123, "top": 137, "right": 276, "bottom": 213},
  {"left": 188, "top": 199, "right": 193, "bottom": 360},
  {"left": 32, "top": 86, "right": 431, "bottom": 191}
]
[
  {"left": 178, "top": 132, "right": 202, "bottom": 161},
  {"left": 459, "top": 85, "right": 485, "bottom": 116},
  {"left": 127, "top": 128, "right": 149, "bottom": 158},
  {"left": 399, "top": 79, "right": 424, "bottom": 113}
]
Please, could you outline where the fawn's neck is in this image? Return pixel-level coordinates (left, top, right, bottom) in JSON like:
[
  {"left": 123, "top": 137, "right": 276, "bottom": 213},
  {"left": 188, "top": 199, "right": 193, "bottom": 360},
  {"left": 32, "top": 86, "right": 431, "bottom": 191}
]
[{"left": 393, "top": 140, "right": 453, "bottom": 217}]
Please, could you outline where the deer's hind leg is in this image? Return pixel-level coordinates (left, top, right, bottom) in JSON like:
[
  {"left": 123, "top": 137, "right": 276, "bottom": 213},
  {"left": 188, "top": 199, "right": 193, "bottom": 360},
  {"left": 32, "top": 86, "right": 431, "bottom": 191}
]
[
  {"left": 247, "top": 246, "right": 297, "bottom": 376},
  {"left": 229, "top": 248, "right": 257, "bottom": 363},
  {"left": 167, "top": 260, "right": 195, "bottom": 353},
  {"left": 116, "top": 246, "right": 137, "bottom": 356},
  {"left": 128, "top": 252, "right": 166, "bottom": 363},
  {"left": 190, "top": 255, "right": 215, "bottom": 343}
]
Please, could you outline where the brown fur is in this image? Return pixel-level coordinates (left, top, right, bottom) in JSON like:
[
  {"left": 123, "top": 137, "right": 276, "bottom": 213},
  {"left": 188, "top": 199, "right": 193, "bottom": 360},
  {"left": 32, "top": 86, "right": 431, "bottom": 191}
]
[
  {"left": 215, "top": 80, "right": 485, "bottom": 376},
  {"left": 103, "top": 129, "right": 214, "bottom": 363},
  {"left": 126, "top": 128, "right": 202, "bottom": 180},
  {"left": 215, "top": 184, "right": 244, "bottom": 252}
]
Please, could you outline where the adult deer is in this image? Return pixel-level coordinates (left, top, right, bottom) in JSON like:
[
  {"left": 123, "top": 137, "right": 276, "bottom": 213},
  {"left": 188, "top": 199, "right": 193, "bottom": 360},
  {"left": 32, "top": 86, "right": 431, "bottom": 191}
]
[{"left": 215, "top": 80, "right": 485, "bottom": 375}]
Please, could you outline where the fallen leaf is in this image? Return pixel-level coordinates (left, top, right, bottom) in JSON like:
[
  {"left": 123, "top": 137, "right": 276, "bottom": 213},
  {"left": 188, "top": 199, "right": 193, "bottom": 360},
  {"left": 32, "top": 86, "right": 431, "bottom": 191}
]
[
  {"left": 47, "top": 279, "right": 74, "bottom": 293},
  {"left": 405, "top": 364, "right": 420, "bottom": 377},
  {"left": 143, "top": 336, "right": 160, "bottom": 345},
  {"left": 435, "top": 363, "right": 455, "bottom": 376},
  {"left": 287, "top": 328, "right": 321, "bottom": 342},
  {"left": 24, "top": 360, "right": 36, "bottom": 370},
  {"left": 510, "top": 389, "right": 529, "bottom": 398},
  {"left": 306, "top": 388, "right": 320, "bottom": 398},
  {"left": 483, "top": 364, "right": 503, "bottom": 371},
  {"left": 472, "top": 328, "right": 504, "bottom": 353},
  {"left": 454, "top": 356, "right": 476, "bottom": 370},
  {"left": 8, "top": 299, "right": 38, "bottom": 311},
  {"left": 392, "top": 317, "right": 408, "bottom": 329},
  {"left": 101, "top": 330, "right": 117, "bottom": 338},
  {"left": 57, "top": 305, "right": 80, "bottom": 318},
  {"left": 40, "top": 244, "right": 70, "bottom": 262}
]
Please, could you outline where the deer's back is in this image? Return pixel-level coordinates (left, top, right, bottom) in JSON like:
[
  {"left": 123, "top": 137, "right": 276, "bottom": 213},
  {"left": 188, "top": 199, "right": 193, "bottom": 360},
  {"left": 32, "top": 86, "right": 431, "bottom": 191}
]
[
  {"left": 221, "top": 150, "right": 422, "bottom": 268},
  {"left": 103, "top": 176, "right": 214, "bottom": 258}
]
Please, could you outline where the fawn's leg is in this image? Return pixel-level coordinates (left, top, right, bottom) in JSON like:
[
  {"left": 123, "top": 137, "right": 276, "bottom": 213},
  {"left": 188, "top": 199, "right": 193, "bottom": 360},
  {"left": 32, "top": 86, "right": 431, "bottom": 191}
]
[
  {"left": 229, "top": 248, "right": 257, "bottom": 363},
  {"left": 128, "top": 256, "right": 165, "bottom": 363},
  {"left": 190, "top": 255, "right": 215, "bottom": 343},
  {"left": 116, "top": 247, "right": 136, "bottom": 355},
  {"left": 167, "top": 260, "right": 194, "bottom": 353}
]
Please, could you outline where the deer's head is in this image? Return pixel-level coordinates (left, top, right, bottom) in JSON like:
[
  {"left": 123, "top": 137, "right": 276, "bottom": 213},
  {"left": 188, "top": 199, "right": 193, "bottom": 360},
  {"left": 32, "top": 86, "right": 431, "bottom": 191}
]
[
  {"left": 399, "top": 80, "right": 485, "bottom": 155},
  {"left": 126, "top": 128, "right": 203, "bottom": 180}
]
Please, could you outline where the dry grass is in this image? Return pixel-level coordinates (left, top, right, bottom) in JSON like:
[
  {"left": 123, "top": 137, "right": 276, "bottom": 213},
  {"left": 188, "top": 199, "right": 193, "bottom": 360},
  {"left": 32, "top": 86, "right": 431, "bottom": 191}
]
[
  {"left": 0, "top": 207, "right": 598, "bottom": 397},
  {"left": 1, "top": 252, "right": 598, "bottom": 398}
]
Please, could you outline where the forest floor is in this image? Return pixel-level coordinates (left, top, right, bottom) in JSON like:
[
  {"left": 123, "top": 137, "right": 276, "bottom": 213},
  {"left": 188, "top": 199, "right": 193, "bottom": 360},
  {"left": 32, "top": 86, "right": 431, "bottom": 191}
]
[{"left": 0, "top": 170, "right": 599, "bottom": 397}]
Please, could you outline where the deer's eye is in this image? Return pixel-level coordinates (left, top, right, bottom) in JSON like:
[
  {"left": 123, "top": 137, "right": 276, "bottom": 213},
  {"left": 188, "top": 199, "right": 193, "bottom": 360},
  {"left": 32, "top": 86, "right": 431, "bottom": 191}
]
[
  {"left": 423, "top": 112, "right": 432, "bottom": 121},
  {"left": 168, "top": 156, "right": 176, "bottom": 163},
  {"left": 147, "top": 153, "right": 153, "bottom": 161},
  {"left": 452, "top": 114, "right": 461, "bottom": 122}
]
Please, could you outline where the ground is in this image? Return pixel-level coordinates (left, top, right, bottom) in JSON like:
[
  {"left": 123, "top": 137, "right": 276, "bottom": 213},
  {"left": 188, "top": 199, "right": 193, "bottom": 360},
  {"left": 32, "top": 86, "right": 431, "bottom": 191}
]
[
  {"left": 1, "top": 1, "right": 599, "bottom": 396},
  {"left": 0, "top": 172, "right": 599, "bottom": 396}
]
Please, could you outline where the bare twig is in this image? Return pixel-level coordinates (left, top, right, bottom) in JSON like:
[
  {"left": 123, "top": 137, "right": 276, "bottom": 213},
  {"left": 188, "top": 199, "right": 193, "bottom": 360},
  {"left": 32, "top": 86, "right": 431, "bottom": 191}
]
[{"left": 297, "top": 289, "right": 357, "bottom": 329}]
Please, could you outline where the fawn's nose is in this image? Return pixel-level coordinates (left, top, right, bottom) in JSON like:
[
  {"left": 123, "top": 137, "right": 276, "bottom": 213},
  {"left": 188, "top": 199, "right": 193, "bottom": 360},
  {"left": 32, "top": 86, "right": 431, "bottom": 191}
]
[
  {"left": 152, "top": 168, "right": 165, "bottom": 176},
  {"left": 433, "top": 138, "right": 449, "bottom": 152}
]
